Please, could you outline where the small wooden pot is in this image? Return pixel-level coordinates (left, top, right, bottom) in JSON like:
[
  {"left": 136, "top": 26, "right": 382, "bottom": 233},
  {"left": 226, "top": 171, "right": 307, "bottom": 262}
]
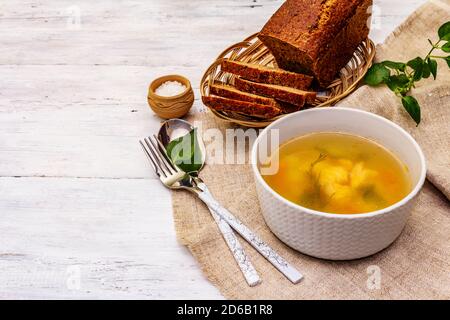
[{"left": 148, "top": 75, "right": 194, "bottom": 119}]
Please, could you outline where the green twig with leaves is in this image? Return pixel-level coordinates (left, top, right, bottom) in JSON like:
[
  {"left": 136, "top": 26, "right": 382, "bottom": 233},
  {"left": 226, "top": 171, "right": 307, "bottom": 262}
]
[{"left": 364, "top": 21, "right": 450, "bottom": 125}]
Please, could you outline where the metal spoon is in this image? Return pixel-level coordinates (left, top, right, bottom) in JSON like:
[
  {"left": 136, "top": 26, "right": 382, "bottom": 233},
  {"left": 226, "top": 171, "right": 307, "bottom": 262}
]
[{"left": 158, "top": 119, "right": 261, "bottom": 287}]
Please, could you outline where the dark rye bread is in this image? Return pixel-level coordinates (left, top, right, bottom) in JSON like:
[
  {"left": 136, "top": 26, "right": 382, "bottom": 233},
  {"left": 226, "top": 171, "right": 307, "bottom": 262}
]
[
  {"left": 221, "top": 60, "right": 313, "bottom": 90},
  {"left": 234, "top": 77, "right": 316, "bottom": 108},
  {"left": 210, "top": 83, "right": 279, "bottom": 107},
  {"left": 202, "top": 96, "right": 282, "bottom": 119},
  {"left": 258, "top": 0, "right": 372, "bottom": 87},
  {"left": 210, "top": 83, "right": 299, "bottom": 114}
]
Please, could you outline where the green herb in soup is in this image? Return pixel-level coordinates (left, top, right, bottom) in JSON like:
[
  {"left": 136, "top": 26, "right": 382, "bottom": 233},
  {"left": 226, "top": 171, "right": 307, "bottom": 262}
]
[{"left": 262, "top": 133, "right": 412, "bottom": 214}]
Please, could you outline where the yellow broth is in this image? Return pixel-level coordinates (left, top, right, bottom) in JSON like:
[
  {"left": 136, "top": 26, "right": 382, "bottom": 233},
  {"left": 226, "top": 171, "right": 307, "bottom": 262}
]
[{"left": 262, "top": 132, "right": 412, "bottom": 214}]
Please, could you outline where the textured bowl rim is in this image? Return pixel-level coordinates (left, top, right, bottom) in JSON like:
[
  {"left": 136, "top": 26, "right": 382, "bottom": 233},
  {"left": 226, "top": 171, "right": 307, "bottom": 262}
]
[
  {"left": 148, "top": 74, "right": 192, "bottom": 101},
  {"left": 251, "top": 107, "right": 427, "bottom": 219}
]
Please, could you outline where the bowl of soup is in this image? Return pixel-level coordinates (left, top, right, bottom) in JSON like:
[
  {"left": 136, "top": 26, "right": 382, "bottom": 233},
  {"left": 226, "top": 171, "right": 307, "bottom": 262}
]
[{"left": 251, "top": 107, "right": 426, "bottom": 260}]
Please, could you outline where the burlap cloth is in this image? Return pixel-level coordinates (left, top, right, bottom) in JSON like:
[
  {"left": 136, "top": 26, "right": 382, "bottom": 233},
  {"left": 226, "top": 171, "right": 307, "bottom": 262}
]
[{"left": 172, "top": 0, "right": 450, "bottom": 299}]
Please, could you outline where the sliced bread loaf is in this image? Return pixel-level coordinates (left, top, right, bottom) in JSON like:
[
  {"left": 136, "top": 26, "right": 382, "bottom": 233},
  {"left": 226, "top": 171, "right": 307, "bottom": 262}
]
[
  {"left": 210, "top": 83, "right": 279, "bottom": 107},
  {"left": 210, "top": 83, "right": 299, "bottom": 114},
  {"left": 221, "top": 60, "right": 313, "bottom": 90},
  {"left": 202, "top": 95, "right": 282, "bottom": 119},
  {"left": 234, "top": 77, "right": 316, "bottom": 107},
  {"left": 258, "top": 0, "right": 372, "bottom": 87}
]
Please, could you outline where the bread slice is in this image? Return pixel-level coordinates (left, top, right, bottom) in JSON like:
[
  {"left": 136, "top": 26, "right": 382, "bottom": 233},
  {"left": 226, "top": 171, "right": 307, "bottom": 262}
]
[
  {"left": 210, "top": 83, "right": 279, "bottom": 107},
  {"left": 234, "top": 77, "right": 316, "bottom": 107},
  {"left": 277, "top": 101, "right": 304, "bottom": 113},
  {"left": 202, "top": 95, "right": 282, "bottom": 119},
  {"left": 221, "top": 60, "right": 313, "bottom": 90},
  {"left": 210, "top": 83, "right": 301, "bottom": 114}
]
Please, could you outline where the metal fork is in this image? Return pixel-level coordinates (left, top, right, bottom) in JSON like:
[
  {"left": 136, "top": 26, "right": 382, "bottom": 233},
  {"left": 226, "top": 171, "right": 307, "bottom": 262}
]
[
  {"left": 141, "top": 136, "right": 260, "bottom": 287},
  {"left": 140, "top": 135, "right": 303, "bottom": 284}
]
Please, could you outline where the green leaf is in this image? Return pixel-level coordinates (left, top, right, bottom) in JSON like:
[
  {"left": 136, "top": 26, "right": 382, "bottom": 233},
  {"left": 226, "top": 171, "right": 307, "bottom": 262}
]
[
  {"left": 438, "top": 21, "right": 450, "bottom": 40},
  {"left": 364, "top": 63, "right": 390, "bottom": 86},
  {"left": 382, "top": 60, "right": 406, "bottom": 71},
  {"left": 442, "top": 42, "right": 450, "bottom": 53},
  {"left": 401, "top": 96, "right": 421, "bottom": 125},
  {"left": 407, "top": 57, "right": 423, "bottom": 69},
  {"left": 166, "top": 128, "right": 203, "bottom": 173},
  {"left": 385, "top": 74, "right": 410, "bottom": 93},
  {"left": 166, "top": 137, "right": 187, "bottom": 168},
  {"left": 421, "top": 61, "right": 431, "bottom": 79},
  {"left": 446, "top": 56, "right": 450, "bottom": 68},
  {"left": 428, "top": 58, "right": 438, "bottom": 79},
  {"left": 407, "top": 57, "right": 424, "bottom": 81}
]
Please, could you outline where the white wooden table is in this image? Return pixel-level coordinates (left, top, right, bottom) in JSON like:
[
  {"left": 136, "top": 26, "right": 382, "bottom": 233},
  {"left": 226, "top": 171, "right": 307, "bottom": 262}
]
[{"left": 0, "top": 0, "right": 427, "bottom": 299}]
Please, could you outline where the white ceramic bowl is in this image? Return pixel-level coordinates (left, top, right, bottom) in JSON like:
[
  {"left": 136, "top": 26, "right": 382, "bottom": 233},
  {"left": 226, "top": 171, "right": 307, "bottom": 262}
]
[{"left": 251, "top": 107, "right": 426, "bottom": 260}]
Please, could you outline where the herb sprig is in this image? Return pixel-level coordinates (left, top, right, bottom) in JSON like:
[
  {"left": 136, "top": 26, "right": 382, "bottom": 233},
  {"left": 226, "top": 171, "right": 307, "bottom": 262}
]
[
  {"left": 166, "top": 128, "right": 203, "bottom": 173},
  {"left": 364, "top": 21, "right": 450, "bottom": 125}
]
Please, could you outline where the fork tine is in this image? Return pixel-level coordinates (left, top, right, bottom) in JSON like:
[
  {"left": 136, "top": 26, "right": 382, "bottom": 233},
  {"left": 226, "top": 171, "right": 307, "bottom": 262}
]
[
  {"left": 154, "top": 134, "right": 181, "bottom": 173},
  {"left": 139, "top": 140, "right": 159, "bottom": 176},
  {"left": 144, "top": 137, "right": 169, "bottom": 178},
  {"left": 148, "top": 136, "right": 176, "bottom": 175}
]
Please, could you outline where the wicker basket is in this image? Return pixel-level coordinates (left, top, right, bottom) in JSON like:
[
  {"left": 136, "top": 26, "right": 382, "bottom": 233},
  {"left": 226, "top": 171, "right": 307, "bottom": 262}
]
[{"left": 200, "top": 33, "right": 376, "bottom": 128}]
